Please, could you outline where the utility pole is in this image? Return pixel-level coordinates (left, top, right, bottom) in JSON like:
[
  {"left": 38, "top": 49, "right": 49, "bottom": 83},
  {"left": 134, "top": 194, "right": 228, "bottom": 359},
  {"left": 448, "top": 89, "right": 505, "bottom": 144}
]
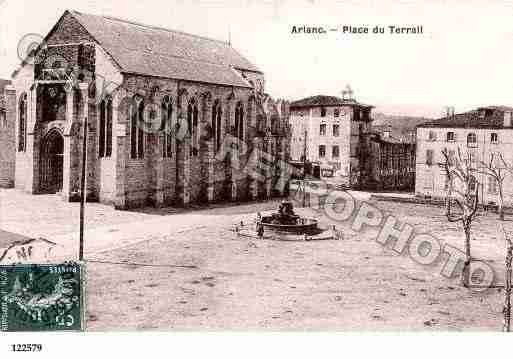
[
  {"left": 79, "top": 116, "right": 88, "bottom": 261},
  {"left": 302, "top": 129, "right": 307, "bottom": 207}
]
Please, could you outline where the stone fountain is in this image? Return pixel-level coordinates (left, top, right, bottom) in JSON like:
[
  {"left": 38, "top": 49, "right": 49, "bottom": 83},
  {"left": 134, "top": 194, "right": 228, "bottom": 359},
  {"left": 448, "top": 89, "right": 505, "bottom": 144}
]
[{"left": 260, "top": 201, "right": 318, "bottom": 234}]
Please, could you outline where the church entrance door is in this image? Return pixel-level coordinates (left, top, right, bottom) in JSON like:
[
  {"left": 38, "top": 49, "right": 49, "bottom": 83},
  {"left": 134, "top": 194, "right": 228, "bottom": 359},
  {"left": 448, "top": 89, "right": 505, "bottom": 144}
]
[{"left": 40, "top": 129, "right": 64, "bottom": 194}]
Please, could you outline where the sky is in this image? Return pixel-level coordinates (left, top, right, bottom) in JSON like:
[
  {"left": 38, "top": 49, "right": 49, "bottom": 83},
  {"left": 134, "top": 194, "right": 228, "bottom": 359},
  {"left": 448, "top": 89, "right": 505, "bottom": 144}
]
[{"left": 2, "top": 0, "right": 513, "bottom": 118}]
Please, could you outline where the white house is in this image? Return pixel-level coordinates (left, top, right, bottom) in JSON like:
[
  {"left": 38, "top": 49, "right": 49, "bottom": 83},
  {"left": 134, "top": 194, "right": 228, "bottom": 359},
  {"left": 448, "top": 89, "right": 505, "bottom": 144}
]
[
  {"left": 288, "top": 94, "right": 373, "bottom": 183},
  {"left": 416, "top": 106, "right": 513, "bottom": 206}
]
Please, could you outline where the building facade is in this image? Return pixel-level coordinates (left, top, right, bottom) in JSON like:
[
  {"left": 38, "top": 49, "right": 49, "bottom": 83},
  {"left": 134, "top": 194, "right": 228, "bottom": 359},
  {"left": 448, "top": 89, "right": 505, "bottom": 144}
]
[
  {"left": 7, "top": 10, "right": 290, "bottom": 209},
  {"left": 288, "top": 94, "right": 373, "bottom": 185},
  {"left": 0, "top": 79, "right": 14, "bottom": 188},
  {"left": 416, "top": 106, "right": 513, "bottom": 206},
  {"left": 367, "top": 128, "right": 416, "bottom": 191}
]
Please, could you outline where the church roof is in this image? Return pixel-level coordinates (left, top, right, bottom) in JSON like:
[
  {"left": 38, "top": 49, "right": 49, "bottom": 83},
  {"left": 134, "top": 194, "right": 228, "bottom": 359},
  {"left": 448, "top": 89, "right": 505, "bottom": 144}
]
[
  {"left": 68, "top": 10, "right": 260, "bottom": 87},
  {"left": 290, "top": 95, "right": 372, "bottom": 109}
]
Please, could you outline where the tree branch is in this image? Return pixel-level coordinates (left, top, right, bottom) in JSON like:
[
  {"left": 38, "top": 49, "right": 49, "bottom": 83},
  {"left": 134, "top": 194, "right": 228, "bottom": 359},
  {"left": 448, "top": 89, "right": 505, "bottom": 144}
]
[{"left": 469, "top": 185, "right": 479, "bottom": 219}]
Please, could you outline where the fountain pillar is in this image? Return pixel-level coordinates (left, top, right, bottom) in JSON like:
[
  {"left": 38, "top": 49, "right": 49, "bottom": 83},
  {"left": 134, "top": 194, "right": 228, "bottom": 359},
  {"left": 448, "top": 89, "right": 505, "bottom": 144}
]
[{"left": 277, "top": 149, "right": 287, "bottom": 196}]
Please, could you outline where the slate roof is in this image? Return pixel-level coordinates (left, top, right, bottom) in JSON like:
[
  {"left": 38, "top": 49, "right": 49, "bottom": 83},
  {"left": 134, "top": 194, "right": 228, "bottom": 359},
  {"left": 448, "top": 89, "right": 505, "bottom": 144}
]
[
  {"left": 290, "top": 95, "right": 373, "bottom": 109},
  {"left": 68, "top": 10, "right": 259, "bottom": 87},
  {"left": 477, "top": 105, "right": 513, "bottom": 112},
  {"left": 417, "top": 106, "right": 513, "bottom": 129},
  {"left": 377, "top": 137, "right": 413, "bottom": 145}
]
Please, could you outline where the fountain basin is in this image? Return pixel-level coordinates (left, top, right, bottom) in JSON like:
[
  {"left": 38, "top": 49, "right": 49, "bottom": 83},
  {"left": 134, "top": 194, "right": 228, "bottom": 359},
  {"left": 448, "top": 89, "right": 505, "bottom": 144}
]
[{"left": 260, "top": 216, "right": 319, "bottom": 234}]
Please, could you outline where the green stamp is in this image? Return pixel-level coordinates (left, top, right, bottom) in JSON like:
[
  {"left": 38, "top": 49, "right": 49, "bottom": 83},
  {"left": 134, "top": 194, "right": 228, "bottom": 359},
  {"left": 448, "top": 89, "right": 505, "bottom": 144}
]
[{"left": 0, "top": 263, "right": 84, "bottom": 331}]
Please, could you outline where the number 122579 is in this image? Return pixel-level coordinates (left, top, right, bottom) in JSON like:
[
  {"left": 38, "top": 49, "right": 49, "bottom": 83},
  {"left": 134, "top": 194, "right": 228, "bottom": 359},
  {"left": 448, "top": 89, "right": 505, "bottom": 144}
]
[{"left": 10, "top": 344, "right": 43, "bottom": 352}]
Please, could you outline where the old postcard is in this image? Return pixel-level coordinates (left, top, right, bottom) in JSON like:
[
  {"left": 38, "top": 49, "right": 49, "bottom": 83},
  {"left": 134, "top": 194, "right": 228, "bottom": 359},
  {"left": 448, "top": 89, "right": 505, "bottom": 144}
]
[{"left": 0, "top": 0, "right": 512, "bottom": 357}]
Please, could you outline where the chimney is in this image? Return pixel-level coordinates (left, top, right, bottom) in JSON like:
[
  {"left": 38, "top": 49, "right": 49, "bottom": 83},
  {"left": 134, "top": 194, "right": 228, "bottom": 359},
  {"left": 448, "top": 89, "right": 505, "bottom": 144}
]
[
  {"left": 504, "top": 111, "right": 512, "bottom": 127},
  {"left": 383, "top": 130, "right": 390, "bottom": 139},
  {"left": 445, "top": 106, "right": 455, "bottom": 119}
]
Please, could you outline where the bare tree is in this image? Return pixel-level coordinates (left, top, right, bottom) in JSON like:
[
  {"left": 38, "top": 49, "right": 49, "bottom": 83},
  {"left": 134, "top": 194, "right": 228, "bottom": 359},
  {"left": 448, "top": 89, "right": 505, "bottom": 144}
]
[
  {"left": 477, "top": 152, "right": 510, "bottom": 220},
  {"left": 441, "top": 148, "right": 479, "bottom": 287},
  {"left": 500, "top": 224, "right": 513, "bottom": 332}
]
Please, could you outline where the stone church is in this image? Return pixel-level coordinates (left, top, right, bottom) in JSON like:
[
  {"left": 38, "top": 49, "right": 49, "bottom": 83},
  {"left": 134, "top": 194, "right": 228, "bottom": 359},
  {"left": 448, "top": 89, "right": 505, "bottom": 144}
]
[{"left": 4, "top": 10, "right": 290, "bottom": 209}]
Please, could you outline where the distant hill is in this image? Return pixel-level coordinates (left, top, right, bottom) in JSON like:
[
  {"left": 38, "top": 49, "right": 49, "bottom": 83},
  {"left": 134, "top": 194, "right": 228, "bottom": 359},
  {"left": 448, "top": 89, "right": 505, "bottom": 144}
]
[
  {"left": 372, "top": 112, "right": 433, "bottom": 129},
  {"left": 371, "top": 112, "right": 434, "bottom": 143}
]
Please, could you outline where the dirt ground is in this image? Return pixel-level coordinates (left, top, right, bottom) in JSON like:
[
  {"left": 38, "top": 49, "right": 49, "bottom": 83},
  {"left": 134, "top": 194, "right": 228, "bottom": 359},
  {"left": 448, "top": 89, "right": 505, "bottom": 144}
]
[
  {"left": 0, "top": 189, "right": 507, "bottom": 330},
  {"left": 82, "top": 197, "right": 507, "bottom": 331}
]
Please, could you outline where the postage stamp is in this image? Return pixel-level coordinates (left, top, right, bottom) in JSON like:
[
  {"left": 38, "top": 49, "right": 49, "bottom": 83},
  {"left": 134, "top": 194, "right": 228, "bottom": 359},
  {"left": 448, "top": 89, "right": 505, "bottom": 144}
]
[{"left": 0, "top": 263, "right": 84, "bottom": 331}]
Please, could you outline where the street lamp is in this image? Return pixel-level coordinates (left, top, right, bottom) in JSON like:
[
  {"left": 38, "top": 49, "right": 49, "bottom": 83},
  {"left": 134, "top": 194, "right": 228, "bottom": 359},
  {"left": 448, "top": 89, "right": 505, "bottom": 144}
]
[{"left": 79, "top": 115, "right": 88, "bottom": 261}]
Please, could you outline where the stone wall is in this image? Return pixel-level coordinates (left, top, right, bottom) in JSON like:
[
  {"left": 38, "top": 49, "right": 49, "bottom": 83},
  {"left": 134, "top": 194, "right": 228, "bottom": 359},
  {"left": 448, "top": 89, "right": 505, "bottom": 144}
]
[
  {"left": 0, "top": 88, "right": 15, "bottom": 187},
  {"left": 113, "top": 74, "right": 265, "bottom": 209},
  {"left": 95, "top": 45, "right": 123, "bottom": 204},
  {"left": 45, "top": 12, "right": 95, "bottom": 46},
  {"left": 11, "top": 63, "right": 35, "bottom": 192}
]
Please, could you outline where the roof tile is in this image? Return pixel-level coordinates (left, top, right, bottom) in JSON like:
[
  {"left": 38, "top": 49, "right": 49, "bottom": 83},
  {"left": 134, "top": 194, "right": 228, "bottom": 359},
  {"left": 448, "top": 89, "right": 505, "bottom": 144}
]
[
  {"left": 70, "top": 11, "right": 259, "bottom": 87},
  {"left": 417, "top": 108, "right": 513, "bottom": 129},
  {"left": 290, "top": 95, "right": 372, "bottom": 108}
]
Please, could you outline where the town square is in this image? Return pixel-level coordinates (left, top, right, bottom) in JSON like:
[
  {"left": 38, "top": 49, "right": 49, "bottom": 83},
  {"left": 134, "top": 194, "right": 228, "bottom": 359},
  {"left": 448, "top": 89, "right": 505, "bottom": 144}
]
[{"left": 0, "top": 185, "right": 507, "bottom": 330}]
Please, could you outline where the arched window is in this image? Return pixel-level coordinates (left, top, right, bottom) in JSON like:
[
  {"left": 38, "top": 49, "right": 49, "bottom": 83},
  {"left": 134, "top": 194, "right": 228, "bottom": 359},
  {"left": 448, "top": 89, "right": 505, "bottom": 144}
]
[
  {"left": 187, "top": 99, "right": 199, "bottom": 156},
  {"left": 131, "top": 96, "right": 144, "bottom": 159},
  {"left": 18, "top": 93, "right": 27, "bottom": 152},
  {"left": 99, "top": 99, "right": 106, "bottom": 157},
  {"left": 106, "top": 98, "right": 113, "bottom": 157},
  {"left": 0, "top": 110, "right": 6, "bottom": 127},
  {"left": 234, "top": 102, "right": 244, "bottom": 142},
  {"left": 74, "top": 89, "right": 80, "bottom": 119},
  {"left": 271, "top": 118, "right": 277, "bottom": 134},
  {"left": 99, "top": 97, "right": 113, "bottom": 158},
  {"left": 212, "top": 100, "right": 222, "bottom": 152},
  {"left": 161, "top": 96, "right": 173, "bottom": 158},
  {"left": 467, "top": 132, "right": 477, "bottom": 147}
]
